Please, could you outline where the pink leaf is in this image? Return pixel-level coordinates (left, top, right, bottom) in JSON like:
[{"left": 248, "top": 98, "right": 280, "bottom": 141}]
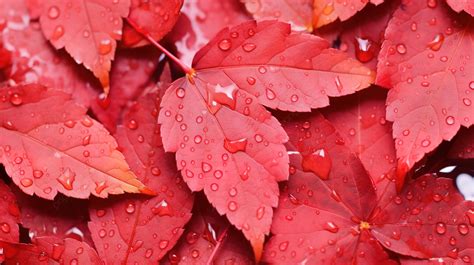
[
  {"left": 313, "top": 0, "right": 384, "bottom": 28},
  {"left": 38, "top": 0, "right": 131, "bottom": 94},
  {"left": 446, "top": 0, "right": 474, "bottom": 17},
  {"left": 88, "top": 84, "right": 194, "bottom": 263},
  {"left": 0, "top": 84, "right": 152, "bottom": 200},
  {"left": 376, "top": 0, "right": 474, "bottom": 187}
]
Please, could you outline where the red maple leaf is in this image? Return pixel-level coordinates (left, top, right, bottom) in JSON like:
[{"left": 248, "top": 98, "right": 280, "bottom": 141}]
[
  {"left": 0, "top": 182, "right": 20, "bottom": 243},
  {"left": 0, "top": 84, "right": 152, "bottom": 199},
  {"left": 446, "top": 0, "right": 474, "bottom": 17},
  {"left": 376, "top": 0, "right": 474, "bottom": 188},
  {"left": 264, "top": 111, "right": 473, "bottom": 264}
]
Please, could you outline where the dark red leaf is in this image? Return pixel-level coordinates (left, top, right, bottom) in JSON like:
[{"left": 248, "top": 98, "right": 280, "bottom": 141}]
[
  {"left": 400, "top": 248, "right": 474, "bottom": 264},
  {"left": 0, "top": 236, "right": 101, "bottom": 264},
  {"left": 0, "top": 181, "right": 20, "bottom": 243},
  {"left": 0, "top": 84, "right": 152, "bottom": 200},
  {"left": 163, "top": 196, "right": 254, "bottom": 264},
  {"left": 123, "top": 0, "right": 183, "bottom": 47},
  {"left": 322, "top": 87, "right": 396, "bottom": 199},
  {"left": 448, "top": 127, "right": 474, "bottom": 159},
  {"left": 88, "top": 84, "right": 194, "bottom": 263},
  {"left": 38, "top": 0, "right": 131, "bottom": 93},
  {"left": 376, "top": 0, "right": 474, "bottom": 186},
  {"left": 90, "top": 46, "right": 161, "bottom": 132},
  {"left": 166, "top": 0, "right": 250, "bottom": 65},
  {"left": 446, "top": 0, "right": 474, "bottom": 17}
]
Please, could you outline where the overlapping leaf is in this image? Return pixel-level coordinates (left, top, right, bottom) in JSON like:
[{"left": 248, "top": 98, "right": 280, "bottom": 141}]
[
  {"left": 123, "top": 0, "right": 183, "bottom": 47},
  {"left": 88, "top": 84, "right": 194, "bottom": 263},
  {"left": 264, "top": 111, "right": 473, "bottom": 264},
  {"left": 37, "top": 0, "right": 131, "bottom": 94},
  {"left": 446, "top": 0, "right": 474, "bottom": 17},
  {"left": 448, "top": 127, "right": 474, "bottom": 159},
  {"left": 0, "top": 182, "right": 20, "bottom": 243},
  {"left": 0, "top": 84, "right": 152, "bottom": 200},
  {"left": 376, "top": 0, "right": 474, "bottom": 187}
]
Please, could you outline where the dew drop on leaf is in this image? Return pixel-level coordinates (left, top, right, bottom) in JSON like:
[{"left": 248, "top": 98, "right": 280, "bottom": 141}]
[
  {"left": 223, "top": 138, "right": 248, "bottom": 153},
  {"left": 152, "top": 199, "right": 173, "bottom": 217},
  {"left": 301, "top": 149, "right": 332, "bottom": 180},
  {"left": 0, "top": 223, "right": 10, "bottom": 233},
  {"left": 396, "top": 44, "right": 407, "bottom": 54},
  {"left": 125, "top": 202, "right": 135, "bottom": 214},
  {"left": 228, "top": 201, "right": 238, "bottom": 211},
  {"left": 457, "top": 223, "right": 469, "bottom": 235},
  {"left": 47, "top": 6, "right": 60, "bottom": 19},
  {"left": 218, "top": 39, "right": 231, "bottom": 51},
  {"left": 435, "top": 222, "right": 447, "bottom": 234},
  {"left": 427, "top": 33, "right": 445, "bottom": 51},
  {"left": 20, "top": 178, "right": 33, "bottom": 187},
  {"left": 9, "top": 93, "right": 22, "bottom": 106},
  {"left": 242, "top": 43, "right": 256, "bottom": 52},
  {"left": 354, "top": 37, "right": 376, "bottom": 63},
  {"left": 323, "top": 221, "right": 339, "bottom": 233},
  {"left": 98, "top": 39, "right": 112, "bottom": 55}
]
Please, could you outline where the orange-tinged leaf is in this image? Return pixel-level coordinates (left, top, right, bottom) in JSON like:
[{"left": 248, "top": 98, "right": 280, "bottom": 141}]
[
  {"left": 88, "top": 84, "right": 194, "bottom": 263},
  {"left": 0, "top": 84, "right": 151, "bottom": 200},
  {"left": 38, "top": 0, "right": 131, "bottom": 93},
  {"left": 376, "top": 0, "right": 474, "bottom": 187}
]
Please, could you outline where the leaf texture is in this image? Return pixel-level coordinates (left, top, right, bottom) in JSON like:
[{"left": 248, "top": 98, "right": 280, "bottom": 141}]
[{"left": 0, "top": 182, "right": 20, "bottom": 243}]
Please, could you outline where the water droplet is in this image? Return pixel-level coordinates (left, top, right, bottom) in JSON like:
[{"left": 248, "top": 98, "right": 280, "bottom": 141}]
[
  {"left": 33, "top": 170, "right": 43, "bottom": 178},
  {"left": 127, "top": 119, "right": 138, "bottom": 130},
  {"left": 223, "top": 138, "right": 247, "bottom": 153},
  {"left": 469, "top": 81, "right": 474, "bottom": 90},
  {"left": 95, "top": 181, "right": 107, "bottom": 194},
  {"left": 228, "top": 201, "right": 238, "bottom": 211},
  {"left": 64, "top": 120, "right": 76, "bottom": 128},
  {"left": 47, "top": 6, "right": 60, "bottom": 19},
  {"left": 463, "top": 98, "right": 471, "bottom": 106},
  {"left": 301, "top": 149, "right": 332, "bottom": 180},
  {"left": 210, "top": 183, "right": 219, "bottom": 191},
  {"left": 214, "top": 170, "right": 223, "bottom": 179},
  {"left": 457, "top": 223, "right": 469, "bottom": 235},
  {"left": 258, "top": 66, "right": 267, "bottom": 74},
  {"left": 396, "top": 44, "right": 407, "bottom": 54},
  {"left": 279, "top": 241, "right": 289, "bottom": 251},
  {"left": 290, "top": 94, "right": 299, "bottom": 102},
  {"left": 99, "top": 39, "right": 112, "bottom": 55},
  {"left": 152, "top": 200, "right": 173, "bottom": 217},
  {"left": 466, "top": 210, "right": 474, "bottom": 226},
  {"left": 1, "top": 222, "right": 11, "bottom": 233},
  {"left": 20, "top": 178, "right": 33, "bottom": 187},
  {"left": 82, "top": 135, "right": 91, "bottom": 146},
  {"left": 435, "top": 222, "right": 447, "bottom": 234},
  {"left": 427, "top": 0, "right": 437, "bottom": 8},
  {"left": 354, "top": 37, "right": 376, "bottom": 63},
  {"left": 10, "top": 93, "right": 22, "bottom": 106},
  {"left": 176, "top": 87, "right": 185, "bottom": 98},
  {"left": 246, "top": 77, "right": 256, "bottom": 85},
  {"left": 264, "top": 88, "right": 276, "bottom": 100},
  {"left": 125, "top": 203, "right": 135, "bottom": 214},
  {"left": 159, "top": 240, "right": 169, "bottom": 249},
  {"left": 206, "top": 83, "right": 237, "bottom": 114},
  {"left": 186, "top": 232, "right": 199, "bottom": 244},
  {"left": 427, "top": 33, "right": 444, "bottom": 51},
  {"left": 323, "top": 221, "right": 339, "bottom": 233},
  {"left": 191, "top": 249, "right": 200, "bottom": 258},
  {"left": 242, "top": 43, "right": 256, "bottom": 52},
  {"left": 334, "top": 76, "right": 343, "bottom": 91},
  {"left": 218, "top": 39, "right": 231, "bottom": 51},
  {"left": 96, "top": 209, "right": 106, "bottom": 217},
  {"left": 98, "top": 229, "right": 106, "bottom": 238},
  {"left": 57, "top": 168, "right": 75, "bottom": 190},
  {"left": 201, "top": 162, "right": 212, "bottom": 173},
  {"left": 52, "top": 25, "right": 64, "bottom": 40},
  {"left": 421, "top": 139, "right": 431, "bottom": 147},
  {"left": 445, "top": 116, "right": 455, "bottom": 125},
  {"left": 256, "top": 206, "right": 265, "bottom": 220},
  {"left": 14, "top": 157, "right": 23, "bottom": 164}
]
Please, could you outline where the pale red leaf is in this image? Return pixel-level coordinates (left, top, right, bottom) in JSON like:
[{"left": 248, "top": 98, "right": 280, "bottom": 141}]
[
  {"left": 15, "top": 190, "right": 93, "bottom": 245},
  {"left": 315, "top": 0, "right": 399, "bottom": 70},
  {"left": 123, "top": 0, "right": 183, "bottom": 47},
  {"left": 446, "top": 0, "right": 474, "bottom": 16},
  {"left": 90, "top": 46, "right": 161, "bottom": 132},
  {"left": 166, "top": 0, "right": 250, "bottom": 65},
  {"left": 163, "top": 196, "right": 254, "bottom": 265},
  {"left": 448, "top": 127, "right": 474, "bottom": 159},
  {"left": 2, "top": 22, "right": 98, "bottom": 107},
  {"left": 313, "top": 0, "right": 384, "bottom": 28},
  {"left": 0, "top": 236, "right": 101, "bottom": 264},
  {"left": 0, "top": 181, "right": 20, "bottom": 243},
  {"left": 242, "top": 0, "right": 313, "bottom": 31},
  {"left": 88, "top": 84, "right": 194, "bottom": 263},
  {"left": 376, "top": 0, "right": 474, "bottom": 186},
  {"left": 0, "top": 84, "right": 152, "bottom": 200},
  {"left": 322, "top": 87, "right": 396, "bottom": 199},
  {"left": 193, "top": 20, "right": 374, "bottom": 112},
  {"left": 38, "top": 0, "right": 131, "bottom": 93}
]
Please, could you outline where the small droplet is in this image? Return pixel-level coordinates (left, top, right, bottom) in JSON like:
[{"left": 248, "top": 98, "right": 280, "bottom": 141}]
[
  {"left": 191, "top": 249, "right": 200, "bottom": 258},
  {"left": 52, "top": 25, "right": 64, "bottom": 40},
  {"left": 201, "top": 162, "right": 212, "bottom": 173},
  {"left": 279, "top": 241, "right": 289, "bottom": 251},
  {"left": 218, "top": 39, "right": 231, "bottom": 51},
  {"left": 10, "top": 93, "right": 22, "bottom": 106},
  {"left": 210, "top": 183, "right": 219, "bottom": 191},
  {"left": 457, "top": 223, "right": 469, "bottom": 235},
  {"left": 176, "top": 88, "right": 185, "bottom": 98},
  {"left": 396, "top": 44, "right": 407, "bottom": 54},
  {"left": 256, "top": 206, "right": 265, "bottom": 220},
  {"left": 228, "top": 201, "right": 238, "bottom": 211},
  {"left": 435, "top": 222, "right": 447, "bottom": 235},
  {"left": 427, "top": 0, "right": 437, "bottom": 8},
  {"left": 301, "top": 149, "right": 332, "bottom": 180},
  {"left": 99, "top": 39, "right": 112, "bottom": 55},
  {"left": 20, "top": 178, "right": 33, "bottom": 187},
  {"left": 265, "top": 88, "right": 276, "bottom": 100},
  {"left": 258, "top": 66, "right": 267, "bottom": 74},
  {"left": 47, "top": 6, "right": 60, "bottom": 19},
  {"left": 242, "top": 43, "right": 256, "bottom": 52},
  {"left": 125, "top": 203, "right": 135, "bottom": 214},
  {"left": 1, "top": 222, "right": 11, "bottom": 233},
  {"left": 246, "top": 77, "right": 256, "bottom": 85},
  {"left": 427, "top": 33, "right": 444, "bottom": 51},
  {"left": 445, "top": 116, "right": 455, "bottom": 125},
  {"left": 127, "top": 119, "right": 138, "bottom": 130},
  {"left": 159, "top": 240, "right": 169, "bottom": 249},
  {"left": 469, "top": 81, "right": 474, "bottom": 90},
  {"left": 421, "top": 139, "right": 431, "bottom": 147}
]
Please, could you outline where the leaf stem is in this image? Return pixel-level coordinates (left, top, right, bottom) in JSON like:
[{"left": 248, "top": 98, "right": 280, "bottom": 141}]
[
  {"left": 125, "top": 18, "right": 195, "bottom": 75},
  {"left": 205, "top": 225, "right": 230, "bottom": 265}
]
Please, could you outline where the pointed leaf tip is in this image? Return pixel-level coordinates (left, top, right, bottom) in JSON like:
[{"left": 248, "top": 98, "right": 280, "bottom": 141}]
[
  {"left": 251, "top": 236, "right": 264, "bottom": 263},
  {"left": 139, "top": 186, "right": 157, "bottom": 196}
]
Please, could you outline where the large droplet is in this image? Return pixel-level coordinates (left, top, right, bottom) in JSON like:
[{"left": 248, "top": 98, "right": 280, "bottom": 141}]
[
  {"left": 9, "top": 93, "right": 22, "bottom": 106},
  {"left": 323, "top": 221, "right": 339, "bottom": 233},
  {"left": 223, "top": 138, "right": 248, "bottom": 153},
  {"left": 99, "top": 39, "right": 112, "bottom": 55},
  {"left": 435, "top": 222, "right": 447, "bottom": 235},
  {"left": 57, "top": 168, "right": 76, "bottom": 190},
  {"left": 353, "top": 37, "right": 376, "bottom": 63},
  {"left": 206, "top": 83, "right": 237, "bottom": 114},
  {"left": 218, "top": 39, "right": 231, "bottom": 51},
  {"left": 427, "top": 33, "right": 444, "bottom": 51},
  {"left": 457, "top": 223, "right": 469, "bottom": 235},
  {"left": 301, "top": 149, "right": 332, "bottom": 180},
  {"left": 125, "top": 203, "right": 135, "bottom": 214},
  {"left": 265, "top": 88, "right": 276, "bottom": 100},
  {"left": 20, "top": 178, "right": 33, "bottom": 187},
  {"left": 152, "top": 199, "right": 173, "bottom": 217}
]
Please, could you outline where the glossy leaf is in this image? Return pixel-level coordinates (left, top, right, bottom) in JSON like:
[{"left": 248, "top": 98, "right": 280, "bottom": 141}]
[
  {"left": 264, "top": 111, "right": 473, "bottom": 264},
  {"left": 88, "top": 84, "right": 194, "bottom": 263},
  {"left": 38, "top": 0, "right": 131, "bottom": 93},
  {"left": 0, "top": 181, "right": 20, "bottom": 243},
  {"left": 123, "top": 0, "right": 183, "bottom": 47},
  {"left": 376, "top": 0, "right": 474, "bottom": 187},
  {"left": 0, "top": 84, "right": 152, "bottom": 200},
  {"left": 164, "top": 196, "right": 254, "bottom": 265},
  {"left": 446, "top": 0, "right": 474, "bottom": 17},
  {"left": 0, "top": 236, "right": 101, "bottom": 264}
]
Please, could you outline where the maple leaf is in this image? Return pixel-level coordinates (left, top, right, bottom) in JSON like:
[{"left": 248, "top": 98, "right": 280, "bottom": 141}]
[
  {"left": 0, "top": 181, "right": 20, "bottom": 243},
  {"left": 163, "top": 195, "right": 254, "bottom": 265},
  {"left": 123, "top": 0, "right": 184, "bottom": 47},
  {"left": 0, "top": 236, "right": 101, "bottom": 264},
  {"left": 448, "top": 127, "right": 474, "bottom": 159},
  {"left": 37, "top": 0, "right": 131, "bottom": 94},
  {"left": 243, "top": 0, "right": 384, "bottom": 30},
  {"left": 159, "top": 20, "right": 373, "bottom": 258},
  {"left": 322, "top": 87, "right": 396, "bottom": 199},
  {"left": 376, "top": 0, "right": 474, "bottom": 189},
  {"left": 446, "top": 0, "right": 474, "bottom": 17},
  {"left": 167, "top": 0, "right": 250, "bottom": 66},
  {"left": 263, "top": 111, "right": 473, "bottom": 264},
  {"left": 14, "top": 189, "right": 93, "bottom": 245},
  {"left": 88, "top": 84, "right": 194, "bottom": 263},
  {"left": 90, "top": 46, "right": 161, "bottom": 132},
  {"left": 0, "top": 84, "right": 153, "bottom": 200}
]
